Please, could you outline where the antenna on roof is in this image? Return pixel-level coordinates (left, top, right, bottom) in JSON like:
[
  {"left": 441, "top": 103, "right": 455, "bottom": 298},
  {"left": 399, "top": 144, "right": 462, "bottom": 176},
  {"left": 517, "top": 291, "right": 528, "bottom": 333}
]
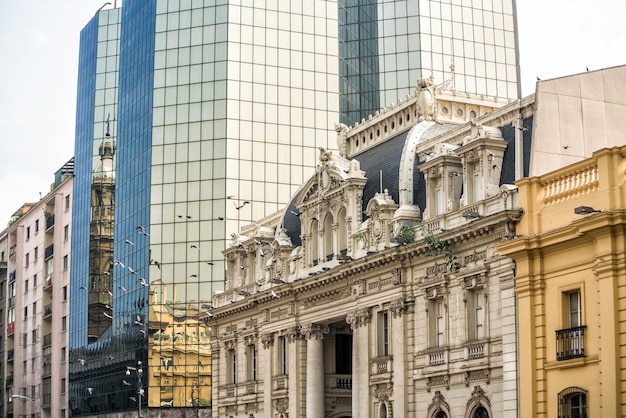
[{"left": 105, "top": 113, "right": 111, "bottom": 137}]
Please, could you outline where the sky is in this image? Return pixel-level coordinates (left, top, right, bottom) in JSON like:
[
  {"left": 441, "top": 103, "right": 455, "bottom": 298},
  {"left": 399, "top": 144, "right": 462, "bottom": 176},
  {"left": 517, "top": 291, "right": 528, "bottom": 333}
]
[{"left": 0, "top": 0, "right": 625, "bottom": 227}]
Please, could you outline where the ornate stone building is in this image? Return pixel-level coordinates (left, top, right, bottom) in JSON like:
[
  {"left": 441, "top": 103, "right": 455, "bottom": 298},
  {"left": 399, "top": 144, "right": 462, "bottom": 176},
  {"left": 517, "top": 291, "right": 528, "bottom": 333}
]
[
  {"left": 207, "top": 74, "right": 527, "bottom": 417},
  {"left": 207, "top": 65, "right": 626, "bottom": 417}
]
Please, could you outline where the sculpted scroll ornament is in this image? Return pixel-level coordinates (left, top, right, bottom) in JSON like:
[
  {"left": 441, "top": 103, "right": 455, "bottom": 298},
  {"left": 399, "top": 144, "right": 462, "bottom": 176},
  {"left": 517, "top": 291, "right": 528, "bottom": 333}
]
[
  {"left": 260, "top": 332, "right": 274, "bottom": 349},
  {"left": 389, "top": 298, "right": 407, "bottom": 318},
  {"left": 300, "top": 323, "right": 330, "bottom": 340},
  {"left": 346, "top": 308, "right": 371, "bottom": 329}
]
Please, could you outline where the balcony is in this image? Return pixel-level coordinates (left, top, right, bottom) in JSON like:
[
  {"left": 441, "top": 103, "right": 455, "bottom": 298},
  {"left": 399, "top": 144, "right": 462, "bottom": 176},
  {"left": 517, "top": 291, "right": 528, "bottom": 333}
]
[
  {"left": 43, "top": 304, "right": 53, "bottom": 319},
  {"left": 556, "top": 326, "right": 586, "bottom": 361},
  {"left": 45, "top": 214, "right": 55, "bottom": 230},
  {"left": 428, "top": 349, "right": 446, "bottom": 366},
  {"left": 43, "top": 333, "right": 52, "bottom": 347},
  {"left": 42, "top": 353, "right": 52, "bottom": 377},
  {"left": 326, "top": 374, "right": 352, "bottom": 390},
  {"left": 467, "top": 342, "right": 486, "bottom": 359},
  {"left": 44, "top": 244, "right": 54, "bottom": 259},
  {"left": 7, "top": 322, "right": 14, "bottom": 335},
  {"left": 7, "top": 349, "right": 14, "bottom": 362},
  {"left": 44, "top": 273, "right": 53, "bottom": 288},
  {"left": 371, "top": 356, "right": 393, "bottom": 375},
  {"left": 0, "top": 261, "right": 7, "bottom": 272}
]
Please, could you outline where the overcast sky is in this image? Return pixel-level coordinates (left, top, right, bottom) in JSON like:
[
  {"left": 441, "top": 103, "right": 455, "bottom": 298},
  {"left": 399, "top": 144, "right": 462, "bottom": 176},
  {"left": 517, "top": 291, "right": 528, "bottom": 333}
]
[{"left": 1, "top": 0, "right": 625, "bottom": 226}]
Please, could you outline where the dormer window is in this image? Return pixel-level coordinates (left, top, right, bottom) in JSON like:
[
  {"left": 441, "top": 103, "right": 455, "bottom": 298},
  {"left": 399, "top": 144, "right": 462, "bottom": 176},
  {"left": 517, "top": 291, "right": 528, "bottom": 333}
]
[
  {"left": 418, "top": 146, "right": 462, "bottom": 220},
  {"left": 435, "top": 180, "right": 444, "bottom": 216},
  {"left": 471, "top": 162, "right": 483, "bottom": 203}
]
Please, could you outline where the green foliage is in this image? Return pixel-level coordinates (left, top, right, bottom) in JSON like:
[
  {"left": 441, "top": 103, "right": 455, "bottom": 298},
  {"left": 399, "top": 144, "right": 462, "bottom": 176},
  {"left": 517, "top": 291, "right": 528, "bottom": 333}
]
[
  {"left": 396, "top": 225, "right": 416, "bottom": 243},
  {"left": 415, "top": 219, "right": 460, "bottom": 272}
]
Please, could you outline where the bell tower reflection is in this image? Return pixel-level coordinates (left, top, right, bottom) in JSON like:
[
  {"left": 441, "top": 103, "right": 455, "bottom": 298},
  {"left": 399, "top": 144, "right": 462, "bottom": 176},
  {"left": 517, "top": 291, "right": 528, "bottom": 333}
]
[{"left": 88, "top": 115, "right": 116, "bottom": 342}]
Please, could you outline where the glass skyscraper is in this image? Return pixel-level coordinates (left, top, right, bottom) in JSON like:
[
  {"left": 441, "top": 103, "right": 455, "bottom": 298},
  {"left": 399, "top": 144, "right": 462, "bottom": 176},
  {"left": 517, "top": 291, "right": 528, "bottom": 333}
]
[{"left": 69, "top": 0, "right": 518, "bottom": 415}]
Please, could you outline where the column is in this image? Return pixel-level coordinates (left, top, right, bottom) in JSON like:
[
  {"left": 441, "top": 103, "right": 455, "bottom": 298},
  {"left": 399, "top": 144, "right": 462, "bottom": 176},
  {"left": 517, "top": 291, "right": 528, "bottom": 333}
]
[
  {"left": 301, "top": 323, "right": 328, "bottom": 417},
  {"left": 347, "top": 309, "right": 370, "bottom": 418}
]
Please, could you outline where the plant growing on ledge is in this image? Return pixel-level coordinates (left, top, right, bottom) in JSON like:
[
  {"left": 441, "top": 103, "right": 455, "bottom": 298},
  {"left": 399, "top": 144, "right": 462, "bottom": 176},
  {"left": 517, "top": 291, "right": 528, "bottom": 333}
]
[
  {"left": 393, "top": 225, "right": 416, "bottom": 244},
  {"left": 416, "top": 219, "right": 460, "bottom": 272}
]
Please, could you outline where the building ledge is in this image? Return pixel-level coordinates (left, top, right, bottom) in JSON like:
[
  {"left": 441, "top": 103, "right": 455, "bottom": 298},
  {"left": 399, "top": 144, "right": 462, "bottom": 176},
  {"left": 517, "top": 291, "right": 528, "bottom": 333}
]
[{"left": 544, "top": 354, "right": 600, "bottom": 370}]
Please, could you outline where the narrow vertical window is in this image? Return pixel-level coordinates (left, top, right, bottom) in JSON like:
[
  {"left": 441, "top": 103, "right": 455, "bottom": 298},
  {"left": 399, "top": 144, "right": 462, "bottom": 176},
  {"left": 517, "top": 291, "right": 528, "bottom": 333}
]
[
  {"left": 436, "top": 301, "right": 445, "bottom": 346},
  {"left": 569, "top": 291, "right": 581, "bottom": 328},
  {"left": 435, "top": 186, "right": 443, "bottom": 215},
  {"left": 475, "top": 291, "right": 485, "bottom": 340},
  {"left": 277, "top": 336, "right": 287, "bottom": 375},
  {"left": 247, "top": 344, "right": 257, "bottom": 381},
  {"left": 557, "top": 289, "right": 585, "bottom": 360},
  {"left": 378, "top": 311, "right": 390, "bottom": 356}
]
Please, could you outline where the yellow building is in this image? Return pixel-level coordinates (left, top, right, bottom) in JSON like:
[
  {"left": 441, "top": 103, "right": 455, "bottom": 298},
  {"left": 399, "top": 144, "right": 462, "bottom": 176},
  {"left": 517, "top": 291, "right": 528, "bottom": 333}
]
[{"left": 498, "top": 146, "right": 626, "bottom": 417}]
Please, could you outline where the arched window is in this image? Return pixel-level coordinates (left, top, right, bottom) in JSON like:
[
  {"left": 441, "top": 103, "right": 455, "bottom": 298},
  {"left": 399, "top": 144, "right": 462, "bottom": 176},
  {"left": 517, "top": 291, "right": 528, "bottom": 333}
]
[
  {"left": 558, "top": 387, "right": 587, "bottom": 418},
  {"left": 434, "top": 411, "right": 448, "bottom": 418},
  {"left": 337, "top": 207, "right": 347, "bottom": 257},
  {"left": 379, "top": 401, "right": 388, "bottom": 418},
  {"left": 324, "top": 214, "right": 333, "bottom": 261},
  {"left": 310, "top": 220, "right": 319, "bottom": 266},
  {"left": 473, "top": 406, "right": 489, "bottom": 418}
]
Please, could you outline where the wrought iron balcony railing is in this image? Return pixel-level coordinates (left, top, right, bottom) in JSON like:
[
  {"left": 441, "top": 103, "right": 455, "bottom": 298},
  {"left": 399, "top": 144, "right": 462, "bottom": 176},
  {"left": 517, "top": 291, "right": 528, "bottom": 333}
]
[{"left": 556, "top": 325, "right": 586, "bottom": 361}]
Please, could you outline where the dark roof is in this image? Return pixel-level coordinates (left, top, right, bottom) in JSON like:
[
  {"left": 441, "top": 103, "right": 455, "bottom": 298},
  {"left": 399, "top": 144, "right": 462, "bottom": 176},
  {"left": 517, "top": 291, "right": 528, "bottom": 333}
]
[{"left": 279, "top": 116, "right": 533, "bottom": 244}]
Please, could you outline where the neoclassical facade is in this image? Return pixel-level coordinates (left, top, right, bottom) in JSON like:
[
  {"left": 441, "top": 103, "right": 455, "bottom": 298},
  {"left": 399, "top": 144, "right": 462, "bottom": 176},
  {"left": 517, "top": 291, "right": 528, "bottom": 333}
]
[
  {"left": 208, "top": 75, "right": 527, "bottom": 417},
  {"left": 207, "top": 65, "right": 626, "bottom": 417}
]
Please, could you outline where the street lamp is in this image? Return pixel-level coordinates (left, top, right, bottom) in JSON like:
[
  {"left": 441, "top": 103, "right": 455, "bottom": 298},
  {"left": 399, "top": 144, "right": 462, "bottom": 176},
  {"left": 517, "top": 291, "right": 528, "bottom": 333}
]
[
  {"left": 126, "top": 361, "right": 144, "bottom": 417},
  {"left": 11, "top": 394, "right": 41, "bottom": 416}
]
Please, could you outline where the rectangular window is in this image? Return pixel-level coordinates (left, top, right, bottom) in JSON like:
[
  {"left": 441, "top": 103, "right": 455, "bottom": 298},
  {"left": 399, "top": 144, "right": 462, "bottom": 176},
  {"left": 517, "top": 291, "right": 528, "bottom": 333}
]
[
  {"left": 227, "top": 349, "right": 237, "bottom": 384},
  {"left": 23, "top": 306, "right": 28, "bottom": 319},
  {"left": 247, "top": 344, "right": 257, "bottom": 381},
  {"left": 35, "top": 219, "right": 39, "bottom": 232},
  {"left": 21, "top": 333, "right": 27, "bottom": 347},
  {"left": 34, "top": 246, "right": 38, "bottom": 260},
  {"left": 62, "top": 316, "right": 67, "bottom": 332},
  {"left": 429, "top": 299, "right": 446, "bottom": 348},
  {"left": 377, "top": 311, "right": 390, "bottom": 357},
  {"left": 61, "top": 378, "right": 66, "bottom": 393},
  {"left": 569, "top": 291, "right": 581, "bottom": 328},
  {"left": 25, "top": 253, "right": 30, "bottom": 265},
  {"left": 277, "top": 336, "right": 287, "bottom": 375},
  {"left": 23, "top": 360, "right": 27, "bottom": 374},
  {"left": 63, "top": 285, "right": 68, "bottom": 301},
  {"left": 437, "top": 301, "right": 445, "bottom": 346},
  {"left": 335, "top": 334, "right": 353, "bottom": 374},
  {"left": 65, "top": 194, "right": 70, "bottom": 210},
  {"left": 61, "top": 347, "right": 67, "bottom": 362},
  {"left": 557, "top": 289, "right": 586, "bottom": 361},
  {"left": 24, "top": 279, "right": 28, "bottom": 292},
  {"left": 467, "top": 290, "right": 485, "bottom": 341},
  {"left": 33, "top": 274, "right": 38, "bottom": 287},
  {"left": 64, "top": 225, "right": 69, "bottom": 241},
  {"left": 26, "top": 226, "right": 31, "bottom": 239},
  {"left": 32, "top": 329, "right": 37, "bottom": 344},
  {"left": 63, "top": 255, "right": 69, "bottom": 271},
  {"left": 435, "top": 186, "right": 443, "bottom": 215},
  {"left": 32, "top": 302, "right": 36, "bottom": 316}
]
